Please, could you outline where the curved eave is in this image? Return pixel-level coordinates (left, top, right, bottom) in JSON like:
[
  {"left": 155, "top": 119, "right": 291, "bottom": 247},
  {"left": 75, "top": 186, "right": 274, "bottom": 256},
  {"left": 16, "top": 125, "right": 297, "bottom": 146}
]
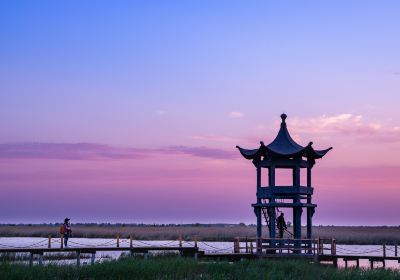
[
  {"left": 236, "top": 145, "right": 263, "bottom": 160},
  {"left": 309, "top": 147, "right": 333, "bottom": 159},
  {"left": 236, "top": 145, "right": 332, "bottom": 160}
]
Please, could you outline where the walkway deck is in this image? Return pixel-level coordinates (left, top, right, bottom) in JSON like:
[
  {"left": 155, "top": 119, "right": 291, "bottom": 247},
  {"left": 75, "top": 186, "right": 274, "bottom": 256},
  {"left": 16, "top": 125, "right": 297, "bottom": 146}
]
[{"left": 1, "top": 237, "right": 399, "bottom": 269}]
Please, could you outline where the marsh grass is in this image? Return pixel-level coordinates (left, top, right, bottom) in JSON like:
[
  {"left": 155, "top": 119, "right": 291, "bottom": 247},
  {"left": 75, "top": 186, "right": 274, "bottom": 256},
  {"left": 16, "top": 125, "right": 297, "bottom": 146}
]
[
  {"left": 0, "top": 257, "right": 399, "bottom": 280},
  {"left": 1, "top": 225, "right": 400, "bottom": 244},
  {"left": 0, "top": 252, "right": 91, "bottom": 262}
]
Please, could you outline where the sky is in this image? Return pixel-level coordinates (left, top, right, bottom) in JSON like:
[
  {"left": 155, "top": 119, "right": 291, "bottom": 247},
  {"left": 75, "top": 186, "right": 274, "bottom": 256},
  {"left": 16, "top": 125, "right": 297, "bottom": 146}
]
[{"left": 0, "top": 1, "right": 399, "bottom": 226}]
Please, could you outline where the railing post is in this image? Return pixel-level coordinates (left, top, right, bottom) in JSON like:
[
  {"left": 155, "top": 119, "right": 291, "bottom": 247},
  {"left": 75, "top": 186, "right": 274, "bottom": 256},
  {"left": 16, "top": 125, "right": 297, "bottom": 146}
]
[
  {"left": 331, "top": 238, "right": 337, "bottom": 267},
  {"left": 233, "top": 238, "right": 237, "bottom": 253},
  {"left": 312, "top": 239, "right": 315, "bottom": 255},
  {"left": 130, "top": 235, "right": 133, "bottom": 248},
  {"left": 257, "top": 237, "right": 262, "bottom": 254},
  {"left": 91, "top": 252, "right": 96, "bottom": 265},
  {"left": 117, "top": 235, "right": 120, "bottom": 248},
  {"left": 60, "top": 235, "right": 64, "bottom": 249},
  {"left": 48, "top": 235, "right": 52, "bottom": 248},
  {"left": 395, "top": 244, "right": 398, "bottom": 257},
  {"left": 331, "top": 239, "right": 336, "bottom": 255},
  {"left": 250, "top": 240, "right": 254, "bottom": 254},
  {"left": 234, "top": 237, "right": 240, "bottom": 253},
  {"left": 383, "top": 244, "right": 386, "bottom": 258},
  {"left": 194, "top": 236, "right": 198, "bottom": 248},
  {"left": 179, "top": 235, "right": 183, "bottom": 247},
  {"left": 245, "top": 238, "right": 248, "bottom": 253},
  {"left": 317, "top": 237, "right": 323, "bottom": 255}
]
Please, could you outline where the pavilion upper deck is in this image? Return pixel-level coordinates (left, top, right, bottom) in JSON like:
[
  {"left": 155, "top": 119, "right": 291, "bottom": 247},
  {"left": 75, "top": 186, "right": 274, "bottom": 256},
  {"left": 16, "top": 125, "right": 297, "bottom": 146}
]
[
  {"left": 252, "top": 202, "right": 317, "bottom": 208},
  {"left": 257, "top": 186, "right": 313, "bottom": 199}
]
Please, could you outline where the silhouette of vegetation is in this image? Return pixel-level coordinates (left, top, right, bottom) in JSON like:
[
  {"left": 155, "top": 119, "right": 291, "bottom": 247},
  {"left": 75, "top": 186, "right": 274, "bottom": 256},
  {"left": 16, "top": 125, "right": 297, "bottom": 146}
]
[{"left": 1, "top": 257, "right": 399, "bottom": 280}]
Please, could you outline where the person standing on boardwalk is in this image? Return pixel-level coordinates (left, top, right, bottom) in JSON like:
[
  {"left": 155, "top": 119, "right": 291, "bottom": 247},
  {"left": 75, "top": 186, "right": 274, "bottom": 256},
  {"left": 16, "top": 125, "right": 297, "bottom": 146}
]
[
  {"left": 60, "top": 218, "right": 72, "bottom": 248},
  {"left": 277, "top": 213, "right": 287, "bottom": 238}
]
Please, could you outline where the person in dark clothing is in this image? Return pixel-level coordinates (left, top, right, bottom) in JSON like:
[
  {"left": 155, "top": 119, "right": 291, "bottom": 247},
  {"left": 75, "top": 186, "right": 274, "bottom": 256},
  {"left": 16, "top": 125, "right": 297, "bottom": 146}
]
[
  {"left": 277, "top": 213, "right": 287, "bottom": 238},
  {"left": 62, "top": 218, "right": 72, "bottom": 247}
]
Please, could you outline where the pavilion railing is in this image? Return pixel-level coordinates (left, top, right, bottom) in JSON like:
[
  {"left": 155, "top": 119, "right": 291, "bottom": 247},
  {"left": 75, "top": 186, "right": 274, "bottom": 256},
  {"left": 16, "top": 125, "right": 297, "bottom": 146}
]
[{"left": 233, "top": 237, "right": 336, "bottom": 255}]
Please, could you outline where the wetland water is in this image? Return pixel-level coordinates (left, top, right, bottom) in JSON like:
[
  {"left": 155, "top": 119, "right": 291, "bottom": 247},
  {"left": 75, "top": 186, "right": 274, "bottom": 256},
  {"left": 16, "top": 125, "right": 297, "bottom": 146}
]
[{"left": 0, "top": 237, "right": 398, "bottom": 269}]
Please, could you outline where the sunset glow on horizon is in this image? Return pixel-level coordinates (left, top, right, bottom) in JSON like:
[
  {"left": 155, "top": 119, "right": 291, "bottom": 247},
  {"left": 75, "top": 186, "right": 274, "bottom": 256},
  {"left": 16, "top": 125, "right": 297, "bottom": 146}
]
[{"left": 1, "top": 1, "right": 399, "bottom": 225}]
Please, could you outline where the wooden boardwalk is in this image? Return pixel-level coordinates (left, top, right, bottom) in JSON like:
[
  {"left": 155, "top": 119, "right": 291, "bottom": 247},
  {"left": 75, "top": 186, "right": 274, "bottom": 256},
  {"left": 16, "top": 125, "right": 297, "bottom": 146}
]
[
  {"left": 0, "top": 246, "right": 200, "bottom": 266},
  {"left": 1, "top": 237, "right": 399, "bottom": 268},
  {"left": 318, "top": 254, "right": 400, "bottom": 269}
]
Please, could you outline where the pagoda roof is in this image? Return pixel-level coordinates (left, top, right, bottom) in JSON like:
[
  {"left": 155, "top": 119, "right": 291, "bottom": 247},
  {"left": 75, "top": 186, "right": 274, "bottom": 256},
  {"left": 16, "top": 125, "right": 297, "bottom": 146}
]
[{"left": 236, "top": 114, "right": 332, "bottom": 161}]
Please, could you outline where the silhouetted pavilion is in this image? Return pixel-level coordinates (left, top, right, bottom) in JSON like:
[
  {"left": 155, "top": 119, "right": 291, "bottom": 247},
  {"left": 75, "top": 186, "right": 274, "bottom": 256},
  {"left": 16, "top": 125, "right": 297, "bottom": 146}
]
[{"left": 236, "top": 114, "right": 332, "bottom": 243}]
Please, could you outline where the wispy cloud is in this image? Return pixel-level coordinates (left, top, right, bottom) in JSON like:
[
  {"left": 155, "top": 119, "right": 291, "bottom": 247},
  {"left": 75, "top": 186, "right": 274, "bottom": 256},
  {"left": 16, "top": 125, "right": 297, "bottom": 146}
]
[
  {"left": 229, "top": 111, "right": 244, "bottom": 118},
  {"left": 288, "top": 114, "right": 400, "bottom": 142},
  {"left": 161, "top": 146, "right": 238, "bottom": 160},
  {"left": 0, "top": 143, "right": 238, "bottom": 161},
  {"left": 0, "top": 143, "right": 149, "bottom": 160},
  {"left": 191, "top": 135, "right": 238, "bottom": 142}
]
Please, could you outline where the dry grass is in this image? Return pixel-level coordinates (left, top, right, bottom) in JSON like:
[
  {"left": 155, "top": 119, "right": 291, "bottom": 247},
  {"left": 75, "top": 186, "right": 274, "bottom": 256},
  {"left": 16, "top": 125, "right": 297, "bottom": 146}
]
[
  {"left": 0, "top": 252, "right": 91, "bottom": 262},
  {"left": 0, "top": 225, "right": 399, "bottom": 244}
]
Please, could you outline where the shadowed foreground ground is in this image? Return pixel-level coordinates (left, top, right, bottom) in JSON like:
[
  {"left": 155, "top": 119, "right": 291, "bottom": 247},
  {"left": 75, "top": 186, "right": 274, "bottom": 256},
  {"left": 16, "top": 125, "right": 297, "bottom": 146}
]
[
  {"left": 1, "top": 257, "right": 400, "bottom": 280},
  {"left": 1, "top": 225, "right": 399, "bottom": 244}
]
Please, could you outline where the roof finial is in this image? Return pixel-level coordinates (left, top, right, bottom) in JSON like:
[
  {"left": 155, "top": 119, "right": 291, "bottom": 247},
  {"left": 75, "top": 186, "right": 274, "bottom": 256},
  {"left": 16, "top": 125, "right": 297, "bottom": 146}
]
[{"left": 280, "top": 113, "right": 287, "bottom": 123}]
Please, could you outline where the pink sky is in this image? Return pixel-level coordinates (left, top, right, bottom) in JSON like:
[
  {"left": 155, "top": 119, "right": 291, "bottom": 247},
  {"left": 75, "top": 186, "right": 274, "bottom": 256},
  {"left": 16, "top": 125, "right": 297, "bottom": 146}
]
[
  {"left": 1, "top": 114, "right": 399, "bottom": 225},
  {"left": 1, "top": 1, "right": 400, "bottom": 225}
]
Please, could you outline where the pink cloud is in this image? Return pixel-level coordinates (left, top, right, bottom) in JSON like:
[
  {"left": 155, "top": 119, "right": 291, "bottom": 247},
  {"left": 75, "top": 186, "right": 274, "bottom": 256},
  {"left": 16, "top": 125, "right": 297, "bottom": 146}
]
[
  {"left": 0, "top": 143, "right": 148, "bottom": 160},
  {"left": 0, "top": 143, "right": 238, "bottom": 161},
  {"left": 229, "top": 111, "right": 245, "bottom": 118},
  {"left": 191, "top": 135, "right": 239, "bottom": 143},
  {"left": 160, "top": 146, "right": 238, "bottom": 160},
  {"left": 288, "top": 114, "right": 400, "bottom": 142}
]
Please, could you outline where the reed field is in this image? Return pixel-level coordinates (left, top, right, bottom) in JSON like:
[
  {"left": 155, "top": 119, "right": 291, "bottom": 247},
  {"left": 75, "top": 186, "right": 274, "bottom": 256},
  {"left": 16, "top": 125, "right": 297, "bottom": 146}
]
[
  {"left": 0, "top": 257, "right": 399, "bottom": 280},
  {"left": 1, "top": 224, "right": 399, "bottom": 244},
  {"left": 0, "top": 252, "right": 94, "bottom": 262}
]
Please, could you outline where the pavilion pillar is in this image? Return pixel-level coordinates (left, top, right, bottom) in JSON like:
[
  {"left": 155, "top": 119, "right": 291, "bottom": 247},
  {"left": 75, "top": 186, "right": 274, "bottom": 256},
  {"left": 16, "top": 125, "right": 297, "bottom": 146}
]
[
  {"left": 256, "top": 166, "right": 261, "bottom": 204},
  {"left": 293, "top": 207, "right": 302, "bottom": 239},
  {"left": 306, "top": 166, "right": 312, "bottom": 239},
  {"left": 307, "top": 208, "right": 314, "bottom": 239},
  {"left": 268, "top": 207, "right": 276, "bottom": 239},
  {"left": 256, "top": 207, "right": 262, "bottom": 238},
  {"left": 293, "top": 165, "right": 300, "bottom": 186},
  {"left": 256, "top": 166, "right": 262, "bottom": 239},
  {"left": 268, "top": 166, "right": 275, "bottom": 186},
  {"left": 293, "top": 165, "right": 302, "bottom": 240},
  {"left": 307, "top": 167, "right": 312, "bottom": 188},
  {"left": 255, "top": 207, "right": 262, "bottom": 253},
  {"left": 268, "top": 166, "right": 276, "bottom": 240}
]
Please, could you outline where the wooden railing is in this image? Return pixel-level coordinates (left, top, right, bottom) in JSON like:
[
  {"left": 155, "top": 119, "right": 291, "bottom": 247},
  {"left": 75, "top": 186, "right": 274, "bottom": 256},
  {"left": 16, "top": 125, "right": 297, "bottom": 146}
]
[{"left": 233, "top": 237, "right": 337, "bottom": 255}]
